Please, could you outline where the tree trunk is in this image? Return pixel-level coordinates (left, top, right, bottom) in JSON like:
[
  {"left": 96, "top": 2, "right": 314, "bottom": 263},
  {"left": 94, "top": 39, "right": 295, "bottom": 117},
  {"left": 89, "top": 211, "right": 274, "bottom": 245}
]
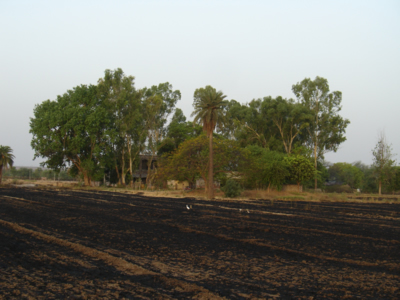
[
  {"left": 208, "top": 133, "right": 214, "bottom": 199},
  {"left": 121, "top": 148, "right": 126, "bottom": 185},
  {"left": 127, "top": 136, "right": 134, "bottom": 187},
  {"left": 129, "top": 155, "right": 134, "bottom": 188},
  {"left": 83, "top": 172, "right": 91, "bottom": 186},
  {"left": 115, "top": 164, "right": 120, "bottom": 185},
  {"left": 379, "top": 180, "right": 382, "bottom": 195},
  {"left": 0, "top": 165, "right": 3, "bottom": 184},
  {"left": 314, "top": 143, "right": 318, "bottom": 190}
]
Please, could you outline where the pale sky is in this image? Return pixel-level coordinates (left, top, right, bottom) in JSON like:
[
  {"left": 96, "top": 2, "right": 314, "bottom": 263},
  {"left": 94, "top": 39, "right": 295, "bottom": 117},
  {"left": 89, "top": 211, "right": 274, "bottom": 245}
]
[{"left": 1, "top": 0, "right": 399, "bottom": 167}]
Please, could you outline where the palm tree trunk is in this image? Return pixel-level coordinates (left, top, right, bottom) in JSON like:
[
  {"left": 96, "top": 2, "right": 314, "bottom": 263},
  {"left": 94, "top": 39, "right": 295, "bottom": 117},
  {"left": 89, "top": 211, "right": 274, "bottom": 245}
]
[
  {"left": 0, "top": 165, "right": 3, "bottom": 184},
  {"left": 208, "top": 133, "right": 214, "bottom": 199}
]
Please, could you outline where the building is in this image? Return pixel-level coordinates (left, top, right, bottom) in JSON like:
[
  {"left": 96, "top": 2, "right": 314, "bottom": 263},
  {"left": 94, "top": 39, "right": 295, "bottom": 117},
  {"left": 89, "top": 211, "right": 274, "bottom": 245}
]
[{"left": 132, "top": 154, "right": 158, "bottom": 185}]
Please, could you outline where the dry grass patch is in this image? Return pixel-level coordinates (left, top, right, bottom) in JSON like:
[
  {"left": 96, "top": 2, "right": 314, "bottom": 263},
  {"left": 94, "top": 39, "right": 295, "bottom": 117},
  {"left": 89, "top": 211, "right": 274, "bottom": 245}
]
[{"left": 4, "top": 178, "right": 400, "bottom": 204}]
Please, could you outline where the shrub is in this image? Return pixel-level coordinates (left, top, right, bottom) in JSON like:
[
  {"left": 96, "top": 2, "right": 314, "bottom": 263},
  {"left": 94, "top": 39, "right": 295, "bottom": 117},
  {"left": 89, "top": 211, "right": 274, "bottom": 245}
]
[
  {"left": 324, "top": 184, "right": 353, "bottom": 193},
  {"left": 222, "top": 179, "right": 242, "bottom": 198}
]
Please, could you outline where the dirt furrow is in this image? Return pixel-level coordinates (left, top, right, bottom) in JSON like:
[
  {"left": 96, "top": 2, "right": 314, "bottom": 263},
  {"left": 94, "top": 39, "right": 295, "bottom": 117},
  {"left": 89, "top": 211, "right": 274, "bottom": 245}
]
[{"left": 0, "top": 218, "right": 225, "bottom": 299}]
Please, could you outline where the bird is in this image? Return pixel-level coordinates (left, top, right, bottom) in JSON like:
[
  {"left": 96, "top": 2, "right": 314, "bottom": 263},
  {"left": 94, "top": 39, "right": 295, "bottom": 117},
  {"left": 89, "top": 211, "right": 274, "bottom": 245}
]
[
  {"left": 186, "top": 205, "right": 192, "bottom": 210},
  {"left": 247, "top": 209, "right": 250, "bottom": 213}
]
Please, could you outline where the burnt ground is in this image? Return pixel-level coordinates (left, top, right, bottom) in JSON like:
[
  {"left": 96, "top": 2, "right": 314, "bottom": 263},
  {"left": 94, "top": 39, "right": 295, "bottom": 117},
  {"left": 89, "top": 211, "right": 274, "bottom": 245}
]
[{"left": 0, "top": 187, "right": 399, "bottom": 299}]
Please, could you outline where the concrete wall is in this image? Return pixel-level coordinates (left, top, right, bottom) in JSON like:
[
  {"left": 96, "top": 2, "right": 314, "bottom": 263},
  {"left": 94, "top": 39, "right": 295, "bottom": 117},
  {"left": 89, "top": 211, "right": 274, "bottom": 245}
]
[{"left": 167, "top": 180, "right": 189, "bottom": 190}]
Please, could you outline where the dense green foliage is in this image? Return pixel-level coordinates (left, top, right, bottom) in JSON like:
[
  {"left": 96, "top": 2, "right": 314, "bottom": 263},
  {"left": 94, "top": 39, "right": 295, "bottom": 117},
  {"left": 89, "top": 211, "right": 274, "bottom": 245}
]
[
  {"left": 222, "top": 179, "right": 242, "bottom": 198},
  {"left": 29, "top": 71, "right": 362, "bottom": 193},
  {"left": 241, "top": 146, "right": 289, "bottom": 190},
  {"left": 326, "top": 158, "right": 400, "bottom": 194},
  {"left": 292, "top": 76, "right": 350, "bottom": 189},
  {"left": 388, "top": 166, "right": 400, "bottom": 193},
  {"left": 328, "top": 162, "right": 364, "bottom": 189},
  {"left": 30, "top": 69, "right": 180, "bottom": 186},
  {"left": 156, "top": 134, "right": 248, "bottom": 190},
  {"left": 158, "top": 108, "right": 203, "bottom": 155},
  {"left": 30, "top": 84, "right": 109, "bottom": 186},
  {"left": 285, "top": 155, "right": 315, "bottom": 190}
]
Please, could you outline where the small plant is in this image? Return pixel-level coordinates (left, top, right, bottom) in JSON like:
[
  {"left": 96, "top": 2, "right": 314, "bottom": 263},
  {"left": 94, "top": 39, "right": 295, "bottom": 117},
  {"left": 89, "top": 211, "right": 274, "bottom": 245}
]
[{"left": 222, "top": 179, "right": 242, "bottom": 198}]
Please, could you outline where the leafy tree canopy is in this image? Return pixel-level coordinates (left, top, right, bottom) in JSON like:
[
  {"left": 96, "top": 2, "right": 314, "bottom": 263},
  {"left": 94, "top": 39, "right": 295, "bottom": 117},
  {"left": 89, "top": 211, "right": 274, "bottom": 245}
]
[
  {"left": 292, "top": 76, "right": 350, "bottom": 189},
  {"left": 157, "top": 134, "right": 248, "bottom": 190},
  {"left": 30, "top": 84, "right": 109, "bottom": 186},
  {"left": 328, "top": 162, "right": 364, "bottom": 189},
  {"left": 284, "top": 155, "right": 315, "bottom": 191},
  {"left": 241, "top": 145, "right": 289, "bottom": 190},
  {"left": 158, "top": 108, "right": 203, "bottom": 155}
]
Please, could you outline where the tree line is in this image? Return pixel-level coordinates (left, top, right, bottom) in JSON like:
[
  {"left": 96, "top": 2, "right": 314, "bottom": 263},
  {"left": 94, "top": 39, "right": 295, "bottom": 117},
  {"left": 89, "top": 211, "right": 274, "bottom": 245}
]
[
  {"left": 29, "top": 69, "right": 355, "bottom": 197},
  {"left": 30, "top": 69, "right": 180, "bottom": 187},
  {"left": 2, "top": 167, "right": 74, "bottom": 181},
  {"left": 327, "top": 132, "right": 399, "bottom": 195}
]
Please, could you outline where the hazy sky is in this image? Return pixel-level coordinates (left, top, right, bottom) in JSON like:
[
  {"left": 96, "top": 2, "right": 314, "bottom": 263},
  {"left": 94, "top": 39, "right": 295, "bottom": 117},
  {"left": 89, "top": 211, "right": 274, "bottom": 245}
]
[{"left": 1, "top": 0, "right": 399, "bottom": 167}]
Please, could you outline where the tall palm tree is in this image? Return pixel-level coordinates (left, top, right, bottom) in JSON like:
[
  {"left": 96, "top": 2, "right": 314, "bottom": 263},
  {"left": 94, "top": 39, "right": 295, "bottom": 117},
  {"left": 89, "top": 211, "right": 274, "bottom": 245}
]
[
  {"left": 191, "top": 86, "right": 227, "bottom": 199},
  {"left": 0, "top": 145, "right": 15, "bottom": 184}
]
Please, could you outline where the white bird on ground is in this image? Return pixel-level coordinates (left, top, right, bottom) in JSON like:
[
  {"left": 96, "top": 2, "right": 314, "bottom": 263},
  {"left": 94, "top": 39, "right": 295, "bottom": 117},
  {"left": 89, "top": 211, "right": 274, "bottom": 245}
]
[
  {"left": 186, "top": 205, "right": 192, "bottom": 210},
  {"left": 247, "top": 209, "right": 250, "bottom": 213}
]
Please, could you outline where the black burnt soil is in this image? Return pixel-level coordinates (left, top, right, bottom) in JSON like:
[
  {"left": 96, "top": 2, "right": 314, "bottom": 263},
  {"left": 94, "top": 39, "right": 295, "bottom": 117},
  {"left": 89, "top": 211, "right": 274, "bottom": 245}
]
[{"left": 0, "top": 187, "right": 399, "bottom": 299}]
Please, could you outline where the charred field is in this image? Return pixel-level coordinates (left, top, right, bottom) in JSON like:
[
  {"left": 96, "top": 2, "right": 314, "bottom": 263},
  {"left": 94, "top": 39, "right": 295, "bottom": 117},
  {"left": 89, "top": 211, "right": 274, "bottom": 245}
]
[{"left": 0, "top": 187, "right": 399, "bottom": 299}]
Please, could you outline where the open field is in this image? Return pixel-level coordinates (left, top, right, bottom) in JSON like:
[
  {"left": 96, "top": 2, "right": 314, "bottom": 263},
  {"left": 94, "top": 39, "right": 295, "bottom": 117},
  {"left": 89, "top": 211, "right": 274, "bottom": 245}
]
[{"left": 0, "top": 187, "right": 399, "bottom": 299}]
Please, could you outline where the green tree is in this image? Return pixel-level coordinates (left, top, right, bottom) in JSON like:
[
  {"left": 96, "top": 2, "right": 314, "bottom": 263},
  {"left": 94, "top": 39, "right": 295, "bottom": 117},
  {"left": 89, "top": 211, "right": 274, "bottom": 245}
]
[
  {"left": 241, "top": 145, "right": 289, "bottom": 191},
  {"left": 97, "top": 68, "right": 145, "bottom": 186},
  {"left": 223, "top": 97, "right": 311, "bottom": 153},
  {"left": 388, "top": 166, "right": 400, "bottom": 194},
  {"left": 0, "top": 145, "right": 15, "bottom": 184},
  {"left": 232, "top": 98, "right": 281, "bottom": 150},
  {"left": 328, "top": 162, "right": 364, "bottom": 189},
  {"left": 372, "top": 131, "right": 396, "bottom": 195},
  {"left": 158, "top": 109, "right": 203, "bottom": 156},
  {"left": 157, "top": 134, "right": 247, "bottom": 192},
  {"left": 292, "top": 76, "right": 350, "bottom": 190},
  {"left": 141, "top": 82, "right": 180, "bottom": 187},
  {"left": 191, "top": 86, "right": 228, "bottom": 199},
  {"left": 30, "top": 84, "right": 109, "bottom": 186},
  {"left": 284, "top": 155, "right": 315, "bottom": 192},
  {"left": 219, "top": 100, "right": 248, "bottom": 139},
  {"left": 264, "top": 97, "right": 313, "bottom": 154},
  {"left": 222, "top": 179, "right": 242, "bottom": 198}
]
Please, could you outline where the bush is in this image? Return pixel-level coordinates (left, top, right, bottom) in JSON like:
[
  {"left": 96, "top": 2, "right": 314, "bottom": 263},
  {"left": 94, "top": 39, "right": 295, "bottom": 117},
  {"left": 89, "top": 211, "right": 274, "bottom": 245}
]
[
  {"left": 222, "top": 179, "right": 242, "bottom": 198},
  {"left": 324, "top": 184, "right": 353, "bottom": 193}
]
